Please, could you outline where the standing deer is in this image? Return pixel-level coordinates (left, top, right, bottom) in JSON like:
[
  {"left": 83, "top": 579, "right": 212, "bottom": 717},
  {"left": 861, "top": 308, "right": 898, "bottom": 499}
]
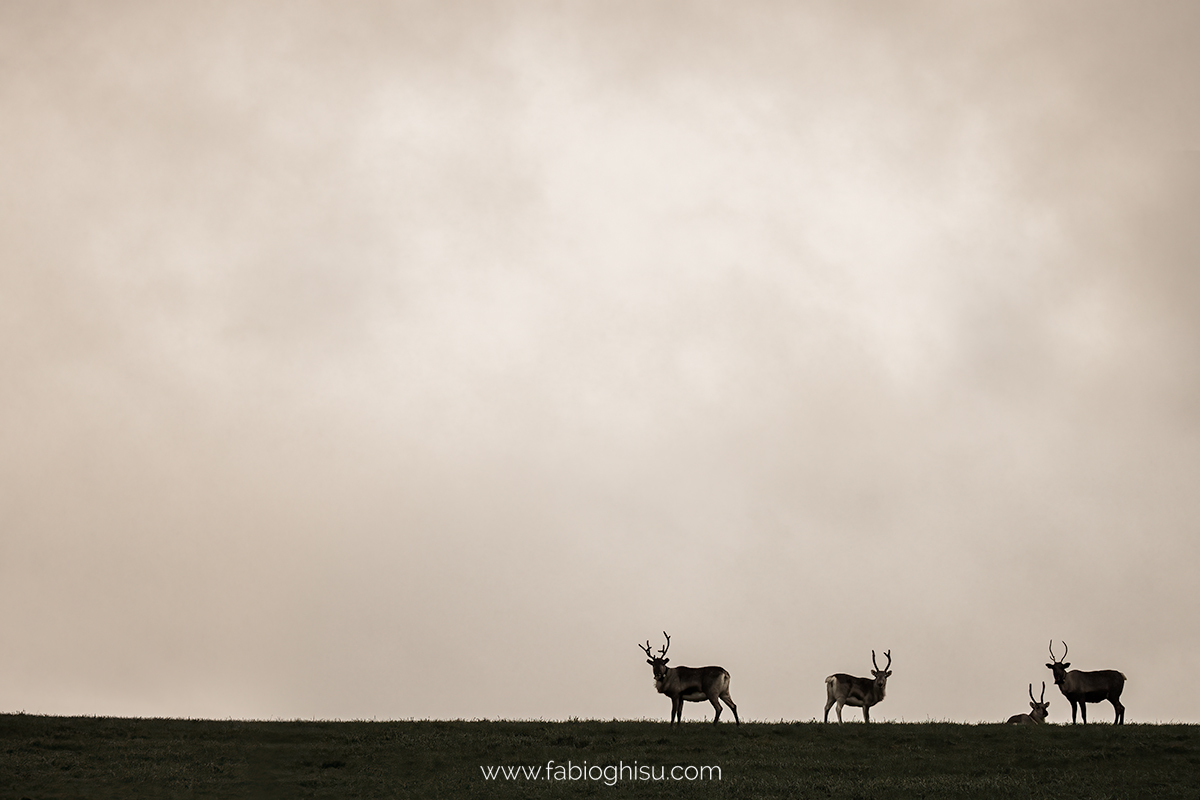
[
  {"left": 824, "top": 649, "right": 891, "bottom": 723},
  {"left": 639, "top": 632, "right": 739, "bottom": 725},
  {"left": 1046, "top": 640, "right": 1126, "bottom": 724},
  {"left": 1006, "top": 682, "right": 1050, "bottom": 724}
]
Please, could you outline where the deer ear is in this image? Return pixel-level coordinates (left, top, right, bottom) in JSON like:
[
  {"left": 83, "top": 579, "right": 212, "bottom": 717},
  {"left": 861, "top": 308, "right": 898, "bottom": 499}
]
[
  {"left": 1062, "top": 662, "right": 1070, "bottom": 669},
  {"left": 647, "top": 659, "right": 654, "bottom": 665},
  {"left": 1045, "top": 663, "right": 1054, "bottom": 669},
  {"left": 885, "top": 670, "right": 892, "bottom": 677},
  {"left": 662, "top": 658, "right": 669, "bottom": 664}
]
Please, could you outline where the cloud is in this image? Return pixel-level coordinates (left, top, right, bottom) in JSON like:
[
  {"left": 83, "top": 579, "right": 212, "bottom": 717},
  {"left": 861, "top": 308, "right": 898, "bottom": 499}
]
[{"left": 1, "top": 1, "right": 1197, "bottom": 722}]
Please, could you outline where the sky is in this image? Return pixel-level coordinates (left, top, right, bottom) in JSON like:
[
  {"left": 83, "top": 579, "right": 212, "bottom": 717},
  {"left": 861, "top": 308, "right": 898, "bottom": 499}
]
[{"left": 2, "top": 1, "right": 1198, "bottom": 724}]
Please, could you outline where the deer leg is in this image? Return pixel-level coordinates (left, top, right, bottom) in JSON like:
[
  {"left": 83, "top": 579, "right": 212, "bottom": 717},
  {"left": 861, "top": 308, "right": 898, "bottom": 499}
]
[
  {"left": 835, "top": 701, "right": 845, "bottom": 723},
  {"left": 863, "top": 705, "right": 870, "bottom": 723},
  {"left": 1112, "top": 698, "right": 1125, "bottom": 725},
  {"left": 721, "top": 691, "right": 739, "bottom": 725},
  {"left": 1080, "top": 701, "right": 1088, "bottom": 724},
  {"left": 824, "top": 696, "right": 835, "bottom": 723},
  {"left": 1069, "top": 699, "right": 1079, "bottom": 724},
  {"left": 709, "top": 695, "right": 722, "bottom": 725}
]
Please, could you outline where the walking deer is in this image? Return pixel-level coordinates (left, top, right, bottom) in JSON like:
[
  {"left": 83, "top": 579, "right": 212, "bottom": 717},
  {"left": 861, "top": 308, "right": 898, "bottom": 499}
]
[
  {"left": 1046, "top": 640, "right": 1126, "bottom": 724},
  {"left": 639, "top": 632, "right": 739, "bottom": 725},
  {"left": 824, "top": 649, "right": 892, "bottom": 723}
]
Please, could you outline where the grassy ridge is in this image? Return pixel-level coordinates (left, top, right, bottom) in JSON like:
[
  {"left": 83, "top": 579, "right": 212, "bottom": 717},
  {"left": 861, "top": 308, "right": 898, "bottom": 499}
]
[{"left": 2, "top": 714, "right": 1198, "bottom": 799}]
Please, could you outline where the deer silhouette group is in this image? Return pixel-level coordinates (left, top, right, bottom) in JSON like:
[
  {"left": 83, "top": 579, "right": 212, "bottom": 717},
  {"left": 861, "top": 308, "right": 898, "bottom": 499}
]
[{"left": 639, "top": 634, "right": 1127, "bottom": 725}]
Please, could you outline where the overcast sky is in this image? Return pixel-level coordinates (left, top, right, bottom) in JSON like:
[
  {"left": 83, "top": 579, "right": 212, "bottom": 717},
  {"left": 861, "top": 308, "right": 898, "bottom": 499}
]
[{"left": 3, "top": 1, "right": 1198, "bottom": 724}]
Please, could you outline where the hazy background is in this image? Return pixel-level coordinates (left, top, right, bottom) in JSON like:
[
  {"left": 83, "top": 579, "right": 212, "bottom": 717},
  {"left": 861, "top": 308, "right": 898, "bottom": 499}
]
[{"left": 2, "top": 1, "right": 1198, "bottom": 723}]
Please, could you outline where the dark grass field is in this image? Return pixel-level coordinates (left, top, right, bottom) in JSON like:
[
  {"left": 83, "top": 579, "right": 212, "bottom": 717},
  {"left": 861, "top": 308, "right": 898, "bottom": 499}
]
[{"left": 3, "top": 714, "right": 1198, "bottom": 799}]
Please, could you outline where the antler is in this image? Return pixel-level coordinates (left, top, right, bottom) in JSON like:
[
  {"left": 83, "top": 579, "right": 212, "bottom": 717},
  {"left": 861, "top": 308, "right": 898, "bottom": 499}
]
[
  {"left": 872, "top": 649, "right": 892, "bottom": 671},
  {"left": 1029, "top": 683, "right": 1037, "bottom": 703},
  {"left": 1048, "top": 639, "right": 1069, "bottom": 663},
  {"left": 1040, "top": 681, "right": 1046, "bottom": 703},
  {"left": 640, "top": 633, "right": 672, "bottom": 660}
]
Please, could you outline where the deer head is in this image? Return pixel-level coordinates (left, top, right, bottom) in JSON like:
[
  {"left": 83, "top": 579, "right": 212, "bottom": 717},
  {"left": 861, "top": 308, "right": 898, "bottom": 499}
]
[
  {"left": 1029, "top": 681, "right": 1050, "bottom": 720},
  {"left": 1046, "top": 640, "right": 1071, "bottom": 686},
  {"left": 639, "top": 632, "right": 672, "bottom": 682},
  {"left": 871, "top": 649, "right": 892, "bottom": 691}
]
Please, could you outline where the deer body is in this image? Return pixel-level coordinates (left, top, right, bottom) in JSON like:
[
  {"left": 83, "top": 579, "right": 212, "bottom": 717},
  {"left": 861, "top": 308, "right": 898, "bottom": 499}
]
[
  {"left": 1006, "top": 712, "right": 1045, "bottom": 725},
  {"left": 641, "top": 633, "right": 738, "bottom": 725},
  {"left": 1047, "top": 641, "right": 1126, "bottom": 724},
  {"left": 824, "top": 650, "right": 891, "bottom": 723}
]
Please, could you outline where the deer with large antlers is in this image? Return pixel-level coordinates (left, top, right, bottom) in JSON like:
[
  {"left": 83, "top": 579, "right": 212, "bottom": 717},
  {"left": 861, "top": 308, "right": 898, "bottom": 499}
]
[
  {"left": 1006, "top": 682, "right": 1050, "bottom": 724},
  {"left": 1046, "top": 640, "right": 1126, "bottom": 724},
  {"left": 639, "top": 632, "right": 738, "bottom": 725},
  {"left": 824, "top": 649, "right": 892, "bottom": 723}
]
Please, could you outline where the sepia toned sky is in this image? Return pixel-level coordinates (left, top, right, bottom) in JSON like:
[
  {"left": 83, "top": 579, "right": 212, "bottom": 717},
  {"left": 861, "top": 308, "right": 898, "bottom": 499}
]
[{"left": 2, "top": 1, "right": 1198, "bottom": 723}]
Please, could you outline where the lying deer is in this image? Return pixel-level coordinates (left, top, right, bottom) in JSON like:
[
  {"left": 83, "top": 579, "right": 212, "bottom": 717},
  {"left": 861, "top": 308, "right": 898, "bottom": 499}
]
[{"left": 1006, "top": 682, "right": 1050, "bottom": 724}]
